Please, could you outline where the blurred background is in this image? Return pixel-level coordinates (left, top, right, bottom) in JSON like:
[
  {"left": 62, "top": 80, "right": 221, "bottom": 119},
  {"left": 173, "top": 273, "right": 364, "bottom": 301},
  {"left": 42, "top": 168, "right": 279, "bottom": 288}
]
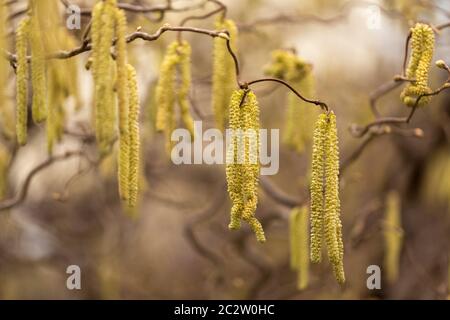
[{"left": 0, "top": 0, "right": 449, "bottom": 299}]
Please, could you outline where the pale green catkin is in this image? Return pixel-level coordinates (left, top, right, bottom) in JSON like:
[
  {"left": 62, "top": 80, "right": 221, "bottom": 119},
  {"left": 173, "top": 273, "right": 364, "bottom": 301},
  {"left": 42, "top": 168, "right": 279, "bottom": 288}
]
[
  {"left": 0, "top": 143, "right": 11, "bottom": 200},
  {"left": 226, "top": 89, "right": 265, "bottom": 243},
  {"left": 15, "top": 17, "right": 31, "bottom": 146},
  {"left": 401, "top": 23, "right": 435, "bottom": 107},
  {"left": 126, "top": 64, "right": 140, "bottom": 208},
  {"left": 310, "top": 113, "right": 327, "bottom": 263},
  {"left": 384, "top": 191, "right": 403, "bottom": 284},
  {"left": 30, "top": 0, "right": 47, "bottom": 123},
  {"left": 212, "top": 19, "right": 238, "bottom": 131},
  {"left": 289, "top": 206, "right": 309, "bottom": 290}
]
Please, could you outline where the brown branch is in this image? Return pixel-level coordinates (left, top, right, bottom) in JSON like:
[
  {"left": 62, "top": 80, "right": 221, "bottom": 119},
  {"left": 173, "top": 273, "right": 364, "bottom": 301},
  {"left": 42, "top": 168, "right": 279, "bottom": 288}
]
[
  {"left": 0, "top": 150, "right": 86, "bottom": 211},
  {"left": 246, "top": 77, "right": 329, "bottom": 111}
]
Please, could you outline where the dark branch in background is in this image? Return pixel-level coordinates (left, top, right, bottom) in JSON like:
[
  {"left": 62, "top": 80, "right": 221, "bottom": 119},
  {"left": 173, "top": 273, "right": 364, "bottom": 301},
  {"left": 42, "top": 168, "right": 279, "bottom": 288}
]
[{"left": 0, "top": 150, "right": 88, "bottom": 211}]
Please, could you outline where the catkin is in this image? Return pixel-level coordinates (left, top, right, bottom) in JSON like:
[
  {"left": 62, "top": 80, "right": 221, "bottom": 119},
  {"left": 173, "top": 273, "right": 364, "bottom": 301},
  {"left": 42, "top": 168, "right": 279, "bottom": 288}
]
[
  {"left": 401, "top": 23, "right": 435, "bottom": 107},
  {"left": 264, "top": 49, "right": 318, "bottom": 154},
  {"left": 384, "top": 191, "right": 403, "bottom": 284},
  {"left": 309, "top": 112, "right": 345, "bottom": 284},
  {"left": 114, "top": 7, "right": 130, "bottom": 200},
  {"left": 323, "top": 112, "right": 345, "bottom": 284},
  {"left": 177, "top": 41, "right": 195, "bottom": 137},
  {"left": 212, "top": 19, "right": 238, "bottom": 131},
  {"left": 289, "top": 206, "right": 309, "bottom": 290},
  {"left": 310, "top": 113, "right": 327, "bottom": 263},
  {"left": 15, "top": 17, "right": 31, "bottom": 146},
  {"left": 91, "top": 0, "right": 116, "bottom": 155},
  {"left": 155, "top": 41, "right": 195, "bottom": 154},
  {"left": 29, "top": 0, "right": 47, "bottom": 123},
  {"left": 226, "top": 89, "right": 265, "bottom": 243},
  {"left": 0, "top": 143, "right": 11, "bottom": 200},
  {"left": 126, "top": 64, "right": 140, "bottom": 208}
]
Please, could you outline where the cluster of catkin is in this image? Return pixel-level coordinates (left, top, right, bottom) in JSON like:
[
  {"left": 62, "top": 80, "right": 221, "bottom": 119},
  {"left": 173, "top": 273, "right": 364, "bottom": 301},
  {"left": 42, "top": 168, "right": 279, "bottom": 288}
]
[
  {"left": 226, "top": 89, "right": 265, "bottom": 243},
  {"left": 401, "top": 23, "right": 435, "bottom": 107},
  {"left": 212, "top": 19, "right": 238, "bottom": 131},
  {"left": 310, "top": 112, "right": 345, "bottom": 284},
  {"left": 91, "top": 0, "right": 140, "bottom": 208},
  {"left": 14, "top": 0, "right": 79, "bottom": 152},
  {"left": 289, "top": 206, "right": 309, "bottom": 290},
  {"left": 264, "top": 49, "right": 317, "bottom": 154},
  {"left": 155, "top": 40, "right": 195, "bottom": 154},
  {"left": 383, "top": 191, "right": 403, "bottom": 284}
]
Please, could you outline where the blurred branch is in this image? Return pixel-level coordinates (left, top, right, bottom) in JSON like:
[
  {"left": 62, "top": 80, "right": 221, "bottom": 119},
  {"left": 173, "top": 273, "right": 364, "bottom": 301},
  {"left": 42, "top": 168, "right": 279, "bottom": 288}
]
[{"left": 0, "top": 150, "right": 89, "bottom": 211}]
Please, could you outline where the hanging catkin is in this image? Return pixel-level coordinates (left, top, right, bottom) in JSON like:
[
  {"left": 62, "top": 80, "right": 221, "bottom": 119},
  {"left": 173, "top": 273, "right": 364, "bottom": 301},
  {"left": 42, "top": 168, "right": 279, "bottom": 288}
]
[
  {"left": 176, "top": 41, "right": 195, "bottom": 137},
  {"left": 0, "top": 143, "right": 11, "bottom": 200},
  {"left": 15, "top": 17, "right": 30, "bottom": 146},
  {"left": 226, "top": 89, "right": 265, "bottom": 243},
  {"left": 126, "top": 64, "right": 140, "bottom": 208},
  {"left": 401, "top": 23, "right": 435, "bottom": 107},
  {"left": 212, "top": 18, "right": 238, "bottom": 131},
  {"left": 323, "top": 112, "right": 344, "bottom": 284},
  {"left": 29, "top": 0, "right": 47, "bottom": 123},
  {"left": 114, "top": 7, "right": 130, "bottom": 201},
  {"left": 91, "top": 0, "right": 117, "bottom": 155},
  {"left": 384, "top": 191, "right": 403, "bottom": 284},
  {"left": 289, "top": 206, "right": 309, "bottom": 290},
  {"left": 264, "top": 49, "right": 318, "bottom": 154},
  {"left": 155, "top": 40, "right": 195, "bottom": 153},
  {"left": 309, "top": 112, "right": 345, "bottom": 284},
  {"left": 310, "top": 113, "right": 327, "bottom": 263}
]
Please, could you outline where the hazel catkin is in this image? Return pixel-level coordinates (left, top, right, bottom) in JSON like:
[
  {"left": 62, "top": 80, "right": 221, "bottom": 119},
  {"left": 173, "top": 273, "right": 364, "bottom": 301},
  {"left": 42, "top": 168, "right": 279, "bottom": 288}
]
[
  {"left": 400, "top": 23, "right": 435, "bottom": 107},
  {"left": 29, "top": 0, "right": 47, "bottom": 123},
  {"left": 126, "top": 64, "right": 140, "bottom": 208},
  {"left": 155, "top": 41, "right": 195, "bottom": 154},
  {"left": 289, "top": 206, "right": 309, "bottom": 290},
  {"left": 15, "top": 17, "right": 31, "bottom": 146},
  {"left": 212, "top": 18, "right": 238, "bottom": 131},
  {"left": 226, "top": 89, "right": 265, "bottom": 243},
  {"left": 309, "top": 112, "right": 345, "bottom": 284},
  {"left": 384, "top": 190, "right": 403, "bottom": 284}
]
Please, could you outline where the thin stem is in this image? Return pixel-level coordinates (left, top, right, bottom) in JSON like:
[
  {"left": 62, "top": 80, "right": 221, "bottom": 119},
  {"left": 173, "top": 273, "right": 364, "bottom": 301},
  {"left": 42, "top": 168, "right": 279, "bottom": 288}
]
[{"left": 246, "top": 77, "right": 329, "bottom": 111}]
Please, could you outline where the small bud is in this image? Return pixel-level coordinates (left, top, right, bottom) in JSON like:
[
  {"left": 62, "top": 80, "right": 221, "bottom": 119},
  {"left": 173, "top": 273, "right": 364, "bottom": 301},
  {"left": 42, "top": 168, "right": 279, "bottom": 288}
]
[
  {"left": 435, "top": 59, "right": 447, "bottom": 69},
  {"left": 414, "top": 128, "right": 424, "bottom": 137}
]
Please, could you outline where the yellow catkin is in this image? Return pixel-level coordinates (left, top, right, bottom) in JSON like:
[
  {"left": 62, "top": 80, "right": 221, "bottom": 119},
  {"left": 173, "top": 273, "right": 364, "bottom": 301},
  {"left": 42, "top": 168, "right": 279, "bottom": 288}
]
[
  {"left": 91, "top": 0, "right": 116, "bottom": 155},
  {"left": 310, "top": 113, "right": 327, "bottom": 263},
  {"left": 384, "top": 190, "right": 403, "bottom": 284},
  {"left": 0, "top": 143, "right": 11, "bottom": 200},
  {"left": 212, "top": 19, "right": 238, "bottom": 131},
  {"left": 400, "top": 23, "right": 435, "bottom": 107},
  {"left": 323, "top": 112, "right": 345, "bottom": 284},
  {"left": 265, "top": 49, "right": 318, "bottom": 154},
  {"left": 155, "top": 41, "right": 195, "bottom": 153},
  {"left": 46, "top": 64, "right": 65, "bottom": 154},
  {"left": 15, "top": 17, "right": 31, "bottom": 146},
  {"left": 177, "top": 41, "right": 195, "bottom": 137},
  {"left": 289, "top": 206, "right": 309, "bottom": 290},
  {"left": 114, "top": 7, "right": 130, "bottom": 200},
  {"left": 126, "top": 64, "right": 140, "bottom": 208},
  {"left": 226, "top": 89, "right": 265, "bottom": 243},
  {"left": 0, "top": 3, "right": 15, "bottom": 140},
  {"left": 155, "top": 41, "right": 179, "bottom": 153},
  {"left": 29, "top": 0, "right": 47, "bottom": 123}
]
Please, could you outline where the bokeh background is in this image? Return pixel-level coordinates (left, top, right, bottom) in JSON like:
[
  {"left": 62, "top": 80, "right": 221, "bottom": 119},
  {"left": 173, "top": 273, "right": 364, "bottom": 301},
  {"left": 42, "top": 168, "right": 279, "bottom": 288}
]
[{"left": 0, "top": 0, "right": 449, "bottom": 299}]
